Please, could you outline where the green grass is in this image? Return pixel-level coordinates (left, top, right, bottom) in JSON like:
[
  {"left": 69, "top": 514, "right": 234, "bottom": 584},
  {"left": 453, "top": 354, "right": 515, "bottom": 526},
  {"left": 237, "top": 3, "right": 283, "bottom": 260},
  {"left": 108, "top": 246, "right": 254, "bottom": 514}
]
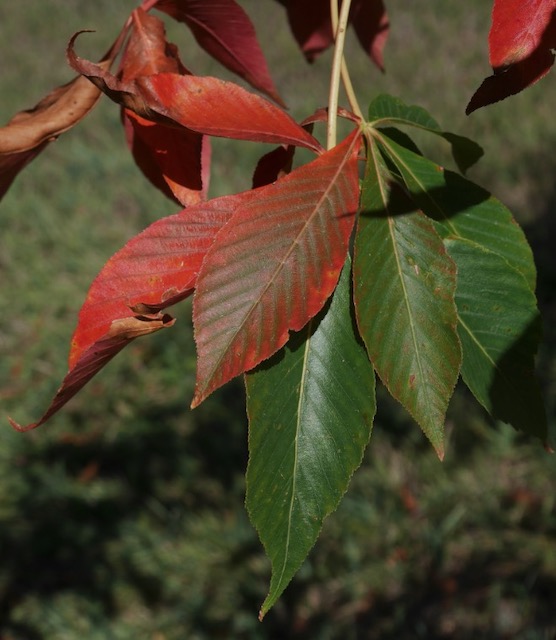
[{"left": 1, "top": 1, "right": 556, "bottom": 638}]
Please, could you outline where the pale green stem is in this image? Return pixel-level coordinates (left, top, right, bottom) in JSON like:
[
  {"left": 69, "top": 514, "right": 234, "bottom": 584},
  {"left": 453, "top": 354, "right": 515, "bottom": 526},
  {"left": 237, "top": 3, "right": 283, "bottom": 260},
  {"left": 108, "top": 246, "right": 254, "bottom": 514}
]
[
  {"left": 330, "top": 0, "right": 339, "bottom": 32},
  {"left": 340, "top": 58, "right": 364, "bottom": 122},
  {"left": 327, "top": 0, "right": 353, "bottom": 150}
]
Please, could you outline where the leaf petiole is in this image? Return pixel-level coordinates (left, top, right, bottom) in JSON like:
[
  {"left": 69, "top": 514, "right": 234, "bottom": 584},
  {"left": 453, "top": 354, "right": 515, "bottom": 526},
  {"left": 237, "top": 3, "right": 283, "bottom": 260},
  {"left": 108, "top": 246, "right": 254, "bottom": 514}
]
[{"left": 327, "top": 0, "right": 354, "bottom": 149}]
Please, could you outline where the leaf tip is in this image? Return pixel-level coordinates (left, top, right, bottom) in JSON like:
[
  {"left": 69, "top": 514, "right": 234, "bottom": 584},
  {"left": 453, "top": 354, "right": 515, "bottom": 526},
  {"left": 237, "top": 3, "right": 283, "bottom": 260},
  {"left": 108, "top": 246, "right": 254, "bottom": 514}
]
[
  {"left": 8, "top": 416, "right": 36, "bottom": 433},
  {"left": 258, "top": 596, "right": 273, "bottom": 621},
  {"left": 427, "top": 431, "right": 445, "bottom": 461},
  {"left": 190, "top": 389, "right": 204, "bottom": 410},
  {"left": 464, "top": 100, "right": 479, "bottom": 116}
]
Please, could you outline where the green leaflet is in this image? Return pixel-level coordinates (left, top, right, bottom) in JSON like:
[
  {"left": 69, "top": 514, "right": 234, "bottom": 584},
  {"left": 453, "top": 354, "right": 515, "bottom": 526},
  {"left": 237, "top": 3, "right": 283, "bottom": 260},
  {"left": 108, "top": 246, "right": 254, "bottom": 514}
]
[
  {"left": 367, "top": 93, "right": 484, "bottom": 174},
  {"left": 353, "top": 140, "right": 461, "bottom": 457},
  {"left": 446, "top": 240, "right": 547, "bottom": 440},
  {"left": 376, "top": 132, "right": 537, "bottom": 291},
  {"left": 368, "top": 94, "right": 442, "bottom": 129},
  {"left": 245, "top": 258, "right": 376, "bottom": 619},
  {"left": 375, "top": 131, "right": 546, "bottom": 440}
]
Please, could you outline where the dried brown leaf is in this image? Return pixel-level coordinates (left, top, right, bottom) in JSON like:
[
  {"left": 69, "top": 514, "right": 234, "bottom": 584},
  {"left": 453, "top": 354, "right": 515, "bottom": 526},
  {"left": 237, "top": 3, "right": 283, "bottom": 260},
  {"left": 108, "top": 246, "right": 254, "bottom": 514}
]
[{"left": 0, "top": 28, "right": 127, "bottom": 199}]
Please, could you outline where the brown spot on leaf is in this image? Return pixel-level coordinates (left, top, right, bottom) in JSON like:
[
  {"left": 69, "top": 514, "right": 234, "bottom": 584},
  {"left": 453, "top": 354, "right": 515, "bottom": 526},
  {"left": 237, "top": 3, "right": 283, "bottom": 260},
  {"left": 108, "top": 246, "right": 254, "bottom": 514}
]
[{"left": 106, "top": 313, "right": 175, "bottom": 339}]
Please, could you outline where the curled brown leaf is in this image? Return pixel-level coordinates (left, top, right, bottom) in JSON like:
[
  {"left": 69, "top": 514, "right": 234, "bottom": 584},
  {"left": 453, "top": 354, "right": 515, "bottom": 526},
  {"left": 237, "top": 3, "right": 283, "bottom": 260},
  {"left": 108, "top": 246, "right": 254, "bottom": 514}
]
[
  {"left": 0, "top": 27, "right": 127, "bottom": 200},
  {"left": 0, "top": 73, "right": 106, "bottom": 155}
]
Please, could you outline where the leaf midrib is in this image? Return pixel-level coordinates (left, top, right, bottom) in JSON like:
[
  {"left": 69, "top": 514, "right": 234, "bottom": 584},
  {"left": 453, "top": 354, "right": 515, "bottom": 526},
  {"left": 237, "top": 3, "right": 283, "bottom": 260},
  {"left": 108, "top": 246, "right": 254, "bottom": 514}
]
[
  {"left": 372, "top": 141, "right": 431, "bottom": 415},
  {"left": 272, "top": 320, "right": 313, "bottom": 597}
]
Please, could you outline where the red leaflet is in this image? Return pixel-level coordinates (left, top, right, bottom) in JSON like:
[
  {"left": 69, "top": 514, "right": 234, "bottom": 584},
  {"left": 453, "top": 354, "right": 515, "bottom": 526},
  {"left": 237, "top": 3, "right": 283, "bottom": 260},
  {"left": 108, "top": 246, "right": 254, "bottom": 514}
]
[
  {"left": 276, "top": 0, "right": 389, "bottom": 69},
  {"left": 118, "top": 9, "right": 209, "bottom": 206},
  {"left": 252, "top": 145, "right": 295, "bottom": 188},
  {"left": 9, "top": 314, "right": 175, "bottom": 433},
  {"left": 68, "top": 36, "right": 323, "bottom": 153},
  {"left": 192, "top": 129, "right": 362, "bottom": 407},
  {"left": 70, "top": 193, "right": 245, "bottom": 367},
  {"left": 121, "top": 8, "right": 189, "bottom": 80},
  {"left": 10, "top": 194, "right": 246, "bottom": 432},
  {"left": 489, "top": 0, "right": 555, "bottom": 67},
  {"left": 137, "top": 74, "right": 323, "bottom": 152},
  {"left": 467, "top": 0, "right": 556, "bottom": 113},
  {"left": 153, "top": 0, "right": 284, "bottom": 104},
  {"left": 278, "top": 0, "right": 333, "bottom": 62},
  {"left": 351, "top": 0, "right": 389, "bottom": 72},
  {"left": 122, "top": 110, "right": 209, "bottom": 206},
  {"left": 251, "top": 113, "right": 322, "bottom": 188},
  {"left": 119, "top": 9, "right": 210, "bottom": 206}
]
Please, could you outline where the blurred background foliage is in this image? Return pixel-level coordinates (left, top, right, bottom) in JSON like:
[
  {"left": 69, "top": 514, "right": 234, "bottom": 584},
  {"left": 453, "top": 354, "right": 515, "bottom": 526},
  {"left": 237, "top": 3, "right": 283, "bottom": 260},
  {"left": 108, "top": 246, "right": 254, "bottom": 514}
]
[{"left": 1, "top": 1, "right": 556, "bottom": 638}]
